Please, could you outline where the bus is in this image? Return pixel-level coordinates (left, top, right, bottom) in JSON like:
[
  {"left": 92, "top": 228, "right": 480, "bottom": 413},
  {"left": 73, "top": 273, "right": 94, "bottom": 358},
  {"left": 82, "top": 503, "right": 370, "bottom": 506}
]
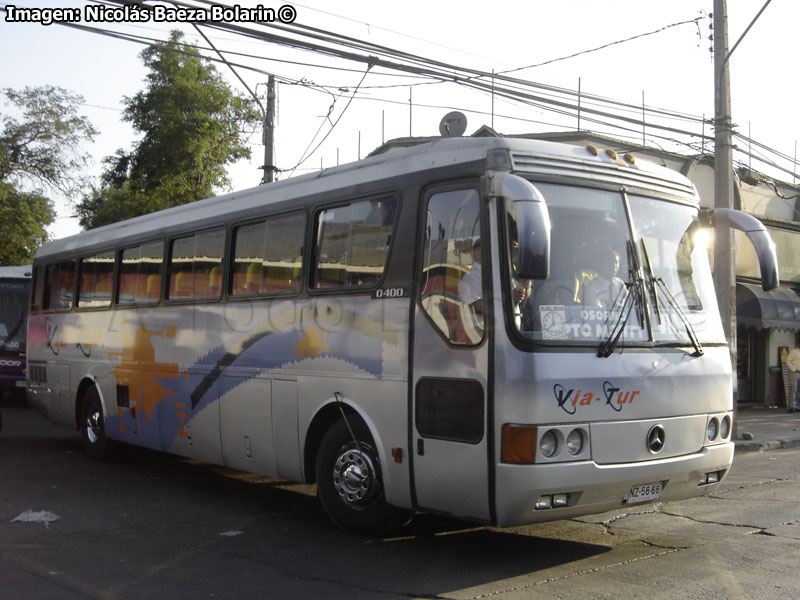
[
  {"left": 26, "top": 136, "right": 778, "bottom": 534},
  {"left": 1, "top": 265, "right": 31, "bottom": 398}
]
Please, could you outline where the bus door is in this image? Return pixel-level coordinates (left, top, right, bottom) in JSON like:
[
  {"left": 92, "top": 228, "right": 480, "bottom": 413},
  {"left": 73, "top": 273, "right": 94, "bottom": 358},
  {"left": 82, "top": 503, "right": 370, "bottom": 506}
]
[{"left": 411, "top": 187, "right": 491, "bottom": 522}]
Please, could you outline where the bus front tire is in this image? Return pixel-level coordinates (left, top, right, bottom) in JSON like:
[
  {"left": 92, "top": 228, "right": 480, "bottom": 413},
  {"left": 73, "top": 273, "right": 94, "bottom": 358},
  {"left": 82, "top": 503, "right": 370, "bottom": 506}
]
[
  {"left": 80, "top": 386, "right": 114, "bottom": 461},
  {"left": 315, "top": 418, "right": 410, "bottom": 535}
]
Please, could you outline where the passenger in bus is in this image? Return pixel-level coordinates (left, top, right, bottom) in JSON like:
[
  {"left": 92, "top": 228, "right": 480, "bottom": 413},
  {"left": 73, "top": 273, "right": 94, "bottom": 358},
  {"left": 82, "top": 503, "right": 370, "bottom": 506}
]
[
  {"left": 513, "top": 278, "right": 533, "bottom": 330},
  {"left": 582, "top": 249, "right": 625, "bottom": 308},
  {"left": 508, "top": 243, "right": 533, "bottom": 329},
  {"left": 506, "top": 231, "right": 533, "bottom": 330}
]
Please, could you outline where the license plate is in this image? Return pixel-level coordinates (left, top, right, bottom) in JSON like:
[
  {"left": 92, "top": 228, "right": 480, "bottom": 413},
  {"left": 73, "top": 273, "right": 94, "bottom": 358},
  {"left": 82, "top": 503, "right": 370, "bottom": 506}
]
[
  {"left": 15, "top": 380, "right": 26, "bottom": 388},
  {"left": 626, "top": 481, "right": 663, "bottom": 504}
]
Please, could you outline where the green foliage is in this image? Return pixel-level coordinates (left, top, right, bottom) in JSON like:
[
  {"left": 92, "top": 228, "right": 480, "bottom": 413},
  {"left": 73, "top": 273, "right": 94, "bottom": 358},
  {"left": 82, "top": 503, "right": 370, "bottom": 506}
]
[
  {"left": 0, "top": 85, "right": 96, "bottom": 196},
  {"left": 78, "top": 30, "right": 260, "bottom": 230},
  {"left": 0, "top": 85, "right": 93, "bottom": 264},
  {"left": 0, "top": 182, "right": 54, "bottom": 264}
]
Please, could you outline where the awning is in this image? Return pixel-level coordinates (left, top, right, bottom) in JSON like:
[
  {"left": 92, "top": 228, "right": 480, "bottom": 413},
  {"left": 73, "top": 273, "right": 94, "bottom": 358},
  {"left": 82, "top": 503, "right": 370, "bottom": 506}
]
[{"left": 736, "top": 283, "right": 800, "bottom": 331}]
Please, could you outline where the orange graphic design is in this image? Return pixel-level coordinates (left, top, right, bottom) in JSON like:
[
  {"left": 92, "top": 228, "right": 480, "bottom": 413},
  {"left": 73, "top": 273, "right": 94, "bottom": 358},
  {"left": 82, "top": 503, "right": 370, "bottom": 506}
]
[
  {"left": 174, "top": 402, "right": 188, "bottom": 438},
  {"left": 293, "top": 325, "right": 329, "bottom": 359},
  {"left": 111, "top": 323, "right": 179, "bottom": 433}
]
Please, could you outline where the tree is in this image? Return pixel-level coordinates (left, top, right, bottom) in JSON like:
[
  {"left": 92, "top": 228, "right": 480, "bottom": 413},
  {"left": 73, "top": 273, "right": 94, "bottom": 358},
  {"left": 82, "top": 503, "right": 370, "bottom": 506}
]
[
  {"left": 0, "top": 85, "right": 95, "bottom": 264},
  {"left": 0, "top": 183, "right": 54, "bottom": 265},
  {"left": 78, "top": 30, "right": 260, "bottom": 229}
]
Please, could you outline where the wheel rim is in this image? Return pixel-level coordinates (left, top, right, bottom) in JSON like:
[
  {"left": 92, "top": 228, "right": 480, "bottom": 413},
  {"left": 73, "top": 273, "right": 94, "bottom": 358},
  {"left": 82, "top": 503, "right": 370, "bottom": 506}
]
[
  {"left": 332, "top": 444, "right": 380, "bottom": 509},
  {"left": 85, "top": 407, "right": 102, "bottom": 444}
]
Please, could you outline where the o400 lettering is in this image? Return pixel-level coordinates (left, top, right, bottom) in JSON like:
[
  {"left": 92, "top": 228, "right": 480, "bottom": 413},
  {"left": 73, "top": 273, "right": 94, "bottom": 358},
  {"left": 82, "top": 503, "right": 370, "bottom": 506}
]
[{"left": 373, "top": 287, "right": 408, "bottom": 299}]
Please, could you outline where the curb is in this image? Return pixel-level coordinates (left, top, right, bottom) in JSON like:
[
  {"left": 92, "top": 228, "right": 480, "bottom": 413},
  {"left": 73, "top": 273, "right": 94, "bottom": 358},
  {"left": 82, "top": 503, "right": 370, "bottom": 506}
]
[{"left": 734, "top": 438, "right": 800, "bottom": 453}]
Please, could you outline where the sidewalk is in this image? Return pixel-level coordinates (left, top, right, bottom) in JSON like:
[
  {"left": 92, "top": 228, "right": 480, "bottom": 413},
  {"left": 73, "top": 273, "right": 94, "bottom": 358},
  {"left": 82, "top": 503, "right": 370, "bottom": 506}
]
[{"left": 735, "top": 404, "right": 800, "bottom": 453}]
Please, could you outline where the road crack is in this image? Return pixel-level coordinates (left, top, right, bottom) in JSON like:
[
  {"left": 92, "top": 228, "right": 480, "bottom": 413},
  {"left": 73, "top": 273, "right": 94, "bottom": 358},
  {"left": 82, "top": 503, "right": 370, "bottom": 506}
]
[{"left": 659, "top": 508, "right": 767, "bottom": 534}]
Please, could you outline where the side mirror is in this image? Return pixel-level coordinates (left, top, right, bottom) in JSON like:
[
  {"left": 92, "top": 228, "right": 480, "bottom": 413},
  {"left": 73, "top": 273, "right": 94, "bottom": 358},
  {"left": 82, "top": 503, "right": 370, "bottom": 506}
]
[
  {"left": 515, "top": 199, "right": 551, "bottom": 280},
  {"left": 713, "top": 208, "right": 779, "bottom": 291},
  {"left": 484, "top": 172, "right": 551, "bottom": 280}
]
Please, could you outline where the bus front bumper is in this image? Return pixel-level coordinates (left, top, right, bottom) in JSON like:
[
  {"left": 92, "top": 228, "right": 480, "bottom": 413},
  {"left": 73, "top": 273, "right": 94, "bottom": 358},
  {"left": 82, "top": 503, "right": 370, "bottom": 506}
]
[{"left": 494, "top": 443, "right": 733, "bottom": 527}]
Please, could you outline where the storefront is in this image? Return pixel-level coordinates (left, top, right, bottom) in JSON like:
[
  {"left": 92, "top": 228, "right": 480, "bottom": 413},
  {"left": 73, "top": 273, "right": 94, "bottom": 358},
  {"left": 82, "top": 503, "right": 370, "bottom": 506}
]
[
  {"left": 734, "top": 223, "right": 800, "bottom": 405},
  {"left": 736, "top": 283, "right": 800, "bottom": 405}
]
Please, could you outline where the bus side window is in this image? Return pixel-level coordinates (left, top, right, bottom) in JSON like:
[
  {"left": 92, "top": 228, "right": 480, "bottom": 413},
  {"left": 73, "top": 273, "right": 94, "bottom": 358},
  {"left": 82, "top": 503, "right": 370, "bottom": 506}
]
[
  {"left": 313, "top": 197, "right": 397, "bottom": 290},
  {"left": 43, "top": 260, "right": 75, "bottom": 311},
  {"left": 231, "top": 221, "right": 265, "bottom": 296},
  {"left": 231, "top": 211, "right": 305, "bottom": 297},
  {"left": 118, "top": 240, "right": 163, "bottom": 305},
  {"left": 263, "top": 212, "right": 305, "bottom": 295},
  {"left": 167, "top": 228, "right": 224, "bottom": 301},
  {"left": 78, "top": 250, "right": 114, "bottom": 309},
  {"left": 194, "top": 229, "right": 224, "bottom": 300}
]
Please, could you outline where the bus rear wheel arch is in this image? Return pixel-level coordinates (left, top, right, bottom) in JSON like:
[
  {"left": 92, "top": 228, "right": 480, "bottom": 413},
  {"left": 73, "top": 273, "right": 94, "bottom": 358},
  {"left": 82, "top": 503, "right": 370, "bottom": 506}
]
[
  {"left": 315, "top": 417, "right": 410, "bottom": 535},
  {"left": 79, "top": 385, "right": 115, "bottom": 461}
]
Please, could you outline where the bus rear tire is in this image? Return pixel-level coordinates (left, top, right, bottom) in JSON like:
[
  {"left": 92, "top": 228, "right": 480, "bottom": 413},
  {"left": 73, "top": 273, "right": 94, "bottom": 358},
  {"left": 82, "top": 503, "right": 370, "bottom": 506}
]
[
  {"left": 80, "top": 386, "right": 114, "bottom": 461},
  {"left": 315, "top": 418, "right": 410, "bottom": 535}
]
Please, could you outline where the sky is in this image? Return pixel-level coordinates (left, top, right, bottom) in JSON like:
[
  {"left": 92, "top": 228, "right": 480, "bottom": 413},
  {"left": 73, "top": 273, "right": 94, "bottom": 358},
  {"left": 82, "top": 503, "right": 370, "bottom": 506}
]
[{"left": 1, "top": 0, "right": 798, "bottom": 240}]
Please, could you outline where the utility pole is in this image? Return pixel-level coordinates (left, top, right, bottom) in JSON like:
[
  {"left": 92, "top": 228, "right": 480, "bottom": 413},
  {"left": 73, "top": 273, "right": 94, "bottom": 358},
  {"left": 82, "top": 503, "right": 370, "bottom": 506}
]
[
  {"left": 262, "top": 74, "right": 276, "bottom": 184},
  {"left": 713, "top": 0, "right": 736, "bottom": 393},
  {"left": 714, "top": 0, "right": 774, "bottom": 416}
]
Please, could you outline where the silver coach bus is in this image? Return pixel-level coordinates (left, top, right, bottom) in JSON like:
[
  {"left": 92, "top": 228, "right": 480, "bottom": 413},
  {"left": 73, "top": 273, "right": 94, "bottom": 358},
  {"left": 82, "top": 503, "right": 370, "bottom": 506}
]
[{"left": 26, "top": 137, "right": 778, "bottom": 533}]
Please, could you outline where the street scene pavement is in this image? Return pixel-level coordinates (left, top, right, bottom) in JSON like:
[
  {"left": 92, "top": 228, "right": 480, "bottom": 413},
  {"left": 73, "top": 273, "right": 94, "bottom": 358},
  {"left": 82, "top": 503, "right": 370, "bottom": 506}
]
[
  {"left": 1, "top": 393, "right": 799, "bottom": 599},
  {"left": 734, "top": 404, "right": 800, "bottom": 452}
]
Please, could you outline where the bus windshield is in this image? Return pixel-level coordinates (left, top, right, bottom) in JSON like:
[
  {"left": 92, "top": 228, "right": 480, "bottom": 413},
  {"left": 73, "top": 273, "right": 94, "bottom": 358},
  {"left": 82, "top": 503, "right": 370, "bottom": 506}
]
[
  {"left": 508, "top": 183, "right": 723, "bottom": 346},
  {"left": 1, "top": 286, "right": 28, "bottom": 351},
  {"left": 629, "top": 194, "right": 723, "bottom": 345}
]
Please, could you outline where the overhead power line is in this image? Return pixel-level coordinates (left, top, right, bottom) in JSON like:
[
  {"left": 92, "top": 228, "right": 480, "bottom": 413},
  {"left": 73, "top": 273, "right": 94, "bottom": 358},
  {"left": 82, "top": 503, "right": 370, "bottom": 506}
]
[
  {"left": 497, "top": 15, "right": 707, "bottom": 75},
  {"left": 161, "top": 0, "right": 708, "bottom": 122},
  {"left": 5, "top": 1, "right": 794, "bottom": 182}
]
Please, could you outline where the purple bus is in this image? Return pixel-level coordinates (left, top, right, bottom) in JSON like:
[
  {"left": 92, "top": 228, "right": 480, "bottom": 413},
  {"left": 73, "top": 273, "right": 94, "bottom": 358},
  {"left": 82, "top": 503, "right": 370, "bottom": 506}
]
[{"left": 0, "top": 266, "right": 31, "bottom": 398}]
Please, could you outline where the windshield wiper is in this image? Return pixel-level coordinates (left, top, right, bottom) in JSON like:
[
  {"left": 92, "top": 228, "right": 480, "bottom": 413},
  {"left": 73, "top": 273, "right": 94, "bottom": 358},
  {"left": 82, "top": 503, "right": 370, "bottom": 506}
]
[
  {"left": 640, "top": 238, "right": 662, "bottom": 326},
  {"left": 652, "top": 277, "right": 704, "bottom": 356},
  {"left": 597, "top": 240, "right": 644, "bottom": 358},
  {"left": 597, "top": 284, "right": 633, "bottom": 357},
  {"left": 639, "top": 240, "right": 704, "bottom": 357}
]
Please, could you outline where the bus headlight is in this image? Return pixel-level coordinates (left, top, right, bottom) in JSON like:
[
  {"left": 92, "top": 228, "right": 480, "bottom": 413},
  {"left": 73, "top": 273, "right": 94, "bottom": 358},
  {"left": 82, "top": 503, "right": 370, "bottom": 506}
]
[
  {"left": 704, "top": 412, "right": 732, "bottom": 446},
  {"left": 720, "top": 415, "right": 731, "bottom": 440},
  {"left": 537, "top": 425, "right": 591, "bottom": 463},
  {"left": 539, "top": 430, "right": 559, "bottom": 458},
  {"left": 566, "top": 428, "right": 585, "bottom": 455},
  {"left": 706, "top": 417, "right": 719, "bottom": 442}
]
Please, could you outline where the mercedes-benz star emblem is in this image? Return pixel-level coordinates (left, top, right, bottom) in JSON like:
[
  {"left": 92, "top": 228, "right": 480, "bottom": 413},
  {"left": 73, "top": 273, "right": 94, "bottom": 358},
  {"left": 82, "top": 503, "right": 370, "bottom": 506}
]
[{"left": 647, "top": 425, "right": 666, "bottom": 454}]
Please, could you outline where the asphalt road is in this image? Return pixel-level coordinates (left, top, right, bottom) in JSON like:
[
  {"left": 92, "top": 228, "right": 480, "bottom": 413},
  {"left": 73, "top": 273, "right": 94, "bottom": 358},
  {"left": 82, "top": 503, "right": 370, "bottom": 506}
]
[{"left": 1, "top": 399, "right": 799, "bottom": 600}]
